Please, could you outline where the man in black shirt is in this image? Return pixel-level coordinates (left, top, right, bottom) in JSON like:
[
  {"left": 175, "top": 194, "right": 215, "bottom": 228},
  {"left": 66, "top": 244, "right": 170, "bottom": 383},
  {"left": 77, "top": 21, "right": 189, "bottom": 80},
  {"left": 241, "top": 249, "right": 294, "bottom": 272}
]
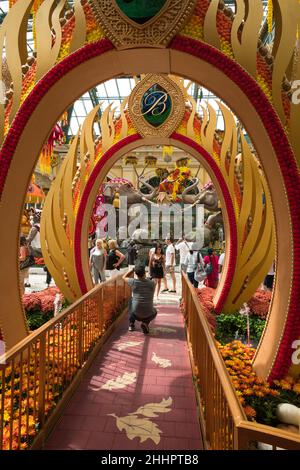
[{"left": 123, "top": 265, "right": 157, "bottom": 334}]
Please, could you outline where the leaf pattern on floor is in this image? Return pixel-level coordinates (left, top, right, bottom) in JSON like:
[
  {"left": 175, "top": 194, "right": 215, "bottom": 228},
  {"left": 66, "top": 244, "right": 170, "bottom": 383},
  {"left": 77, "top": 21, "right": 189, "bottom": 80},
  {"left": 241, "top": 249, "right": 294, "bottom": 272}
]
[
  {"left": 90, "top": 372, "right": 137, "bottom": 391},
  {"left": 150, "top": 327, "right": 177, "bottom": 335},
  {"left": 151, "top": 352, "right": 172, "bottom": 368},
  {"left": 116, "top": 341, "right": 143, "bottom": 351},
  {"left": 108, "top": 397, "right": 172, "bottom": 444}
]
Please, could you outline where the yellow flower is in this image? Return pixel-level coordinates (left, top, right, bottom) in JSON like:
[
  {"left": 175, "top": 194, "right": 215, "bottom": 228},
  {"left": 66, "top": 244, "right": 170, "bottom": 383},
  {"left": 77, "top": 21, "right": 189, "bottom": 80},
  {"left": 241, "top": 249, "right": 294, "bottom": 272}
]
[
  {"left": 279, "top": 381, "right": 292, "bottom": 390},
  {"left": 293, "top": 383, "right": 300, "bottom": 394}
]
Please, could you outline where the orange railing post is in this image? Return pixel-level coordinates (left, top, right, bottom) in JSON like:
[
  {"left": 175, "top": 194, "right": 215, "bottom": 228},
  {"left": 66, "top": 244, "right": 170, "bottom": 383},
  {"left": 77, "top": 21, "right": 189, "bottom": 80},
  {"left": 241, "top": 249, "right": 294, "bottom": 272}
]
[
  {"left": 78, "top": 304, "right": 84, "bottom": 367},
  {"left": 115, "top": 279, "right": 117, "bottom": 311},
  {"left": 37, "top": 334, "right": 46, "bottom": 428}
]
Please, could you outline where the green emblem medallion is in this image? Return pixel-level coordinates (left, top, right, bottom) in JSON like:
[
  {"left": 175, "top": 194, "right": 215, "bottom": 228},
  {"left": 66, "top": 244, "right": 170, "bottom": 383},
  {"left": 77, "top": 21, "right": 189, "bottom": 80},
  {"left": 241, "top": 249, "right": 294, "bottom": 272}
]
[{"left": 115, "top": 0, "right": 167, "bottom": 24}]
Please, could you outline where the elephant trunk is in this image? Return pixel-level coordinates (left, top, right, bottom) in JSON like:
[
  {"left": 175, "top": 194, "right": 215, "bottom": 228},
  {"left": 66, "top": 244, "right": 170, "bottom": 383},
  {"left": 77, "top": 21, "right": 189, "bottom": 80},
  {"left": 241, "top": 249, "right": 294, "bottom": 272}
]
[
  {"left": 181, "top": 178, "right": 199, "bottom": 204},
  {"left": 138, "top": 179, "right": 158, "bottom": 201}
]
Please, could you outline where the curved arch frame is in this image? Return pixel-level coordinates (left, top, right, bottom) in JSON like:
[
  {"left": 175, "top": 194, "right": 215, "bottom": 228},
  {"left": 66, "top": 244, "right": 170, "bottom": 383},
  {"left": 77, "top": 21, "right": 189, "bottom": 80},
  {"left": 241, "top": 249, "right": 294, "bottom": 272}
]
[
  {"left": 0, "top": 39, "right": 299, "bottom": 380},
  {"left": 74, "top": 133, "right": 237, "bottom": 314}
]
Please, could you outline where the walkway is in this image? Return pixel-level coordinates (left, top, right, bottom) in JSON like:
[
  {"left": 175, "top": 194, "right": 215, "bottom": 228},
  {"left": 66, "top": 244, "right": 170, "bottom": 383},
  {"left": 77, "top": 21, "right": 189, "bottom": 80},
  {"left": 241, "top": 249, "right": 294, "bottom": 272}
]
[{"left": 44, "top": 290, "right": 203, "bottom": 450}]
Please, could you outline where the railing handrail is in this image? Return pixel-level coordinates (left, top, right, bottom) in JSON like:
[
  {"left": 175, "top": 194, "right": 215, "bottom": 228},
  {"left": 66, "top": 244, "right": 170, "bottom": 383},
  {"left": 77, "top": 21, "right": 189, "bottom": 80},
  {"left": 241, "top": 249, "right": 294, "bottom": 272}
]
[
  {"left": 0, "top": 272, "right": 125, "bottom": 363},
  {"left": 182, "top": 273, "right": 246, "bottom": 422},
  {"left": 238, "top": 420, "right": 300, "bottom": 446}
]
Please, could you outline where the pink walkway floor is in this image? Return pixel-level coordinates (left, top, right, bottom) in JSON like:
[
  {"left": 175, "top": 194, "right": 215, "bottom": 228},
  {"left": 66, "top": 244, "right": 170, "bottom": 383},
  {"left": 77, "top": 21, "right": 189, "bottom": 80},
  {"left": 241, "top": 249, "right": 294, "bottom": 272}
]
[{"left": 44, "top": 300, "right": 203, "bottom": 450}]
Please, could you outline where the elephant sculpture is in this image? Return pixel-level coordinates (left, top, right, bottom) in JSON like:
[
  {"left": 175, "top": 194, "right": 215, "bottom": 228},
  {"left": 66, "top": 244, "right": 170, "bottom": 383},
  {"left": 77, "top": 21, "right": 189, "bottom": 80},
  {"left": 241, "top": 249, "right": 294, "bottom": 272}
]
[
  {"left": 186, "top": 210, "right": 224, "bottom": 247},
  {"left": 92, "top": 176, "right": 221, "bottom": 242},
  {"left": 140, "top": 169, "right": 219, "bottom": 212},
  {"left": 181, "top": 180, "right": 219, "bottom": 212},
  {"left": 103, "top": 178, "right": 158, "bottom": 205}
]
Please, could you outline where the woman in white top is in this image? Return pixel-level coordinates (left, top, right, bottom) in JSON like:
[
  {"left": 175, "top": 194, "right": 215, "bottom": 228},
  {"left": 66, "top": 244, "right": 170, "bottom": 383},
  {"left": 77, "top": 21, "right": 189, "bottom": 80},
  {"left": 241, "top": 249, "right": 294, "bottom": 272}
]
[
  {"left": 89, "top": 239, "right": 107, "bottom": 283},
  {"left": 185, "top": 250, "right": 203, "bottom": 288}
]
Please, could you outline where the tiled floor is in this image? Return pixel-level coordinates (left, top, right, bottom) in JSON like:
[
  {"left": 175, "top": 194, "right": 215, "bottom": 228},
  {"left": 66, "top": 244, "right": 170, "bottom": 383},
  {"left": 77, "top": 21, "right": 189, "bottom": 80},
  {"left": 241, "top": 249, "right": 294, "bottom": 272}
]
[{"left": 44, "top": 294, "right": 203, "bottom": 450}]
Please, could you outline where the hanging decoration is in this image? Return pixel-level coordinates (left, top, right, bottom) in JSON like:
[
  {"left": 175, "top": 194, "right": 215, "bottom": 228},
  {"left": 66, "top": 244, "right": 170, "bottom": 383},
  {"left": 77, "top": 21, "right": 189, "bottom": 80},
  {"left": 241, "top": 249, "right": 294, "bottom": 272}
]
[
  {"left": 176, "top": 157, "right": 190, "bottom": 168},
  {"left": 125, "top": 155, "right": 138, "bottom": 165},
  {"left": 145, "top": 155, "right": 157, "bottom": 167},
  {"left": 60, "top": 111, "right": 68, "bottom": 127},
  {"left": 26, "top": 175, "right": 45, "bottom": 204},
  {"left": 39, "top": 123, "right": 64, "bottom": 175},
  {"left": 163, "top": 145, "right": 173, "bottom": 163}
]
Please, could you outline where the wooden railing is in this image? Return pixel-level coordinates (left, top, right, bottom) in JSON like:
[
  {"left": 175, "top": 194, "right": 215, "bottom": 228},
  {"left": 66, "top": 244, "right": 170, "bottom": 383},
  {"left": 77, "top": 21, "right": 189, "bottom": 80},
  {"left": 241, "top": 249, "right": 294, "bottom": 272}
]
[
  {"left": 181, "top": 273, "right": 300, "bottom": 450},
  {"left": 0, "top": 273, "right": 131, "bottom": 450}
]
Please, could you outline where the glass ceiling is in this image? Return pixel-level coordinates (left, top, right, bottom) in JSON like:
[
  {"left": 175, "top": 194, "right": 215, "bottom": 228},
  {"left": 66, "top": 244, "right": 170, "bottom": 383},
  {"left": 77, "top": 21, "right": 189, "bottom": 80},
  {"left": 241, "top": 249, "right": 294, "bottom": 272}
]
[{"left": 0, "top": 0, "right": 271, "bottom": 139}]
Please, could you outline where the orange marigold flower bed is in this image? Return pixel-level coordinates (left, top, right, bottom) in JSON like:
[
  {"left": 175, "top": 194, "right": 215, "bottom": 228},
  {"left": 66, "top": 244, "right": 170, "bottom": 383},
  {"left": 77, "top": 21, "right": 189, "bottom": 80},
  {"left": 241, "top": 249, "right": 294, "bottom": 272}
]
[{"left": 217, "top": 340, "right": 300, "bottom": 423}]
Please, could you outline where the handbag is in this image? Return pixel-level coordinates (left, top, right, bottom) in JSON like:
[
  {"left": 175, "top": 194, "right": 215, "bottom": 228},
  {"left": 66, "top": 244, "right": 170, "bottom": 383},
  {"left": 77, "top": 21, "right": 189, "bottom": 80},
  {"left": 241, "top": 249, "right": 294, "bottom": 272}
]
[
  {"left": 194, "top": 266, "right": 207, "bottom": 283},
  {"left": 194, "top": 252, "right": 207, "bottom": 283},
  {"left": 20, "top": 255, "right": 35, "bottom": 270}
]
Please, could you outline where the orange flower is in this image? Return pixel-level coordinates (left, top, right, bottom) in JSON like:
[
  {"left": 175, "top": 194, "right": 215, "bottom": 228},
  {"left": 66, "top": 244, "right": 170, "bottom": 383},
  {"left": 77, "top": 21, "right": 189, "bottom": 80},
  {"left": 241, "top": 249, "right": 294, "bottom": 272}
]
[
  {"left": 244, "top": 405, "right": 256, "bottom": 418},
  {"left": 293, "top": 383, "right": 300, "bottom": 394},
  {"left": 279, "top": 380, "right": 292, "bottom": 390}
]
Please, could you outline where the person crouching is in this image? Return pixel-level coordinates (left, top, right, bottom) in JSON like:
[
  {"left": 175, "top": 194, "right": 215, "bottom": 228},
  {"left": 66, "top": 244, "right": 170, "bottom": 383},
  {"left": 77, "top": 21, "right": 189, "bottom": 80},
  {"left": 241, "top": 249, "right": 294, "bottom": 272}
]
[{"left": 123, "top": 265, "right": 157, "bottom": 334}]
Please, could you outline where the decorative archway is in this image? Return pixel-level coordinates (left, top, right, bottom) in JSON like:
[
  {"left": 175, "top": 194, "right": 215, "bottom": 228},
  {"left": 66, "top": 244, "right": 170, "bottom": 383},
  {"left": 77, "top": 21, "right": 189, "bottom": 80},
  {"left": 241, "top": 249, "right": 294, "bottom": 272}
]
[
  {"left": 73, "top": 134, "right": 238, "bottom": 310},
  {"left": 0, "top": 0, "right": 299, "bottom": 382}
]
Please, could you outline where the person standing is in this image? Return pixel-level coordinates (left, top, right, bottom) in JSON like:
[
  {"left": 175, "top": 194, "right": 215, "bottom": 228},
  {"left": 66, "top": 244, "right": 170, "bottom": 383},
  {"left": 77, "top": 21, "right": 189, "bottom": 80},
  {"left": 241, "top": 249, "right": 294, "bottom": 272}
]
[
  {"left": 106, "top": 239, "right": 125, "bottom": 278},
  {"left": 175, "top": 236, "right": 191, "bottom": 272},
  {"left": 90, "top": 239, "right": 107, "bottom": 283},
  {"left": 127, "top": 241, "right": 138, "bottom": 269},
  {"left": 218, "top": 242, "right": 226, "bottom": 275},
  {"left": 44, "top": 265, "right": 52, "bottom": 287},
  {"left": 203, "top": 248, "right": 219, "bottom": 288},
  {"left": 164, "top": 237, "right": 176, "bottom": 293},
  {"left": 185, "top": 249, "right": 198, "bottom": 287},
  {"left": 26, "top": 215, "right": 42, "bottom": 258},
  {"left": 264, "top": 262, "right": 275, "bottom": 291},
  {"left": 19, "top": 236, "right": 30, "bottom": 293},
  {"left": 149, "top": 244, "right": 165, "bottom": 299},
  {"left": 123, "top": 266, "right": 157, "bottom": 334}
]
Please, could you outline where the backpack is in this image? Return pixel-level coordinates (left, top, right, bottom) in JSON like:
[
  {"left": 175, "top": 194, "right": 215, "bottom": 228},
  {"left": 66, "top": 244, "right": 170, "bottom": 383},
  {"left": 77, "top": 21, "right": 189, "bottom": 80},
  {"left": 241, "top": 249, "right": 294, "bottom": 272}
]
[{"left": 205, "top": 256, "right": 213, "bottom": 275}]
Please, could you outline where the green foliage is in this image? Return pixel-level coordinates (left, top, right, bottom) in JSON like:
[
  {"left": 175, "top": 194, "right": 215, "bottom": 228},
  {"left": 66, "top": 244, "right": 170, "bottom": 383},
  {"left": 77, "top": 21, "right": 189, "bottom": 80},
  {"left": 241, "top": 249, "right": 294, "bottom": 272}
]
[
  {"left": 61, "top": 298, "right": 70, "bottom": 309},
  {"left": 26, "top": 310, "right": 53, "bottom": 330},
  {"left": 216, "top": 312, "right": 266, "bottom": 345},
  {"left": 246, "top": 391, "right": 300, "bottom": 427}
]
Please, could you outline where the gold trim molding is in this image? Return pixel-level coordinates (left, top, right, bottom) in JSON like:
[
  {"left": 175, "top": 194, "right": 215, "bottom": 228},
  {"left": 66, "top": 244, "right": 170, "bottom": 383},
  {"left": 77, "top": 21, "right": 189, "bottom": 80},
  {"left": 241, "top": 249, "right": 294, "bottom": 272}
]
[
  {"left": 88, "top": 0, "right": 196, "bottom": 49},
  {"left": 128, "top": 74, "right": 185, "bottom": 138}
]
